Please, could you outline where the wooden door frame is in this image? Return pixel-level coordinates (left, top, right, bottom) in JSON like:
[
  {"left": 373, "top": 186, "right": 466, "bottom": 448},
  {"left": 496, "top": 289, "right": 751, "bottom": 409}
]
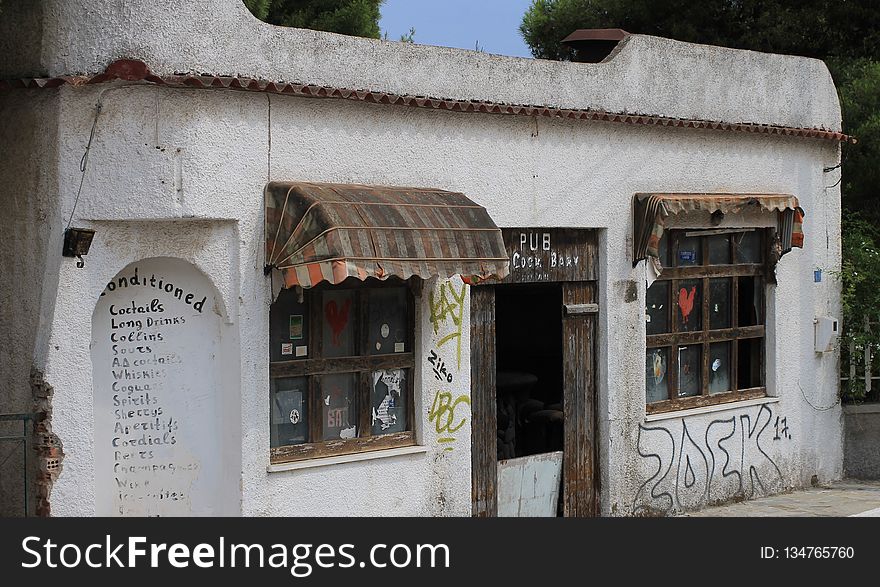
[
  {"left": 470, "top": 281, "right": 598, "bottom": 517},
  {"left": 470, "top": 286, "right": 497, "bottom": 517}
]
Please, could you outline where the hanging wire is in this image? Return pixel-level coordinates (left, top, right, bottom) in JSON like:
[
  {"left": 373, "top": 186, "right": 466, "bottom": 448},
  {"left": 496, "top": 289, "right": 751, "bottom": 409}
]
[
  {"left": 65, "top": 99, "right": 104, "bottom": 229},
  {"left": 825, "top": 175, "right": 843, "bottom": 189},
  {"left": 266, "top": 93, "right": 272, "bottom": 182},
  {"left": 798, "top": 380, "right": 840, "bottom": 412}
]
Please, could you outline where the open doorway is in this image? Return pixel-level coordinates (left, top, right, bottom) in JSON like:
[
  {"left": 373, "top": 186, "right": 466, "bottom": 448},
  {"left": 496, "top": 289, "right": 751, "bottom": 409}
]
[
  {"left": 494, "top": 283, "right": 565, "bottom": 516},
  {"left": 495, "top": 283, "right": 564, "bottom": 460}
]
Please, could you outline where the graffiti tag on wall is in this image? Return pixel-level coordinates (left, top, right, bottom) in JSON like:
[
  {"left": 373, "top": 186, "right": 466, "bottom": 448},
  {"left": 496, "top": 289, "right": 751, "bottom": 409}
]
[
  {"left": 427, "top": 350, "right": 453, "bottom": 383},
  {"left": 631, "top": 404, "right": 790, "bottom": 515},
  {"left": 428, "top": 391, "right": 471, "bottom": 452},
  {"left": 426, "top": 278, "right": 470, "bottom": 452},
  {"left": 429, "top": 280, "right": 465, "bottom": 369}
]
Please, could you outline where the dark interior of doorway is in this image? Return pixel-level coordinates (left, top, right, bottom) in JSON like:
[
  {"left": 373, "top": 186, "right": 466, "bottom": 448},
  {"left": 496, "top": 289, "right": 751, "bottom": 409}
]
[{"left": 495, "top": 283, "right": 564, "bottom": 462}]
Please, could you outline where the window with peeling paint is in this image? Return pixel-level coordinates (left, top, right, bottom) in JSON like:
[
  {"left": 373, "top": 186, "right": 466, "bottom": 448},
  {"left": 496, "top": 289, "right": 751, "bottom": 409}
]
[
  {"left": 268, "top": 278, "right": 416, "bottom": 462},
  {"left": 644, "top": 228, "right": 769, "bottom": 413}
]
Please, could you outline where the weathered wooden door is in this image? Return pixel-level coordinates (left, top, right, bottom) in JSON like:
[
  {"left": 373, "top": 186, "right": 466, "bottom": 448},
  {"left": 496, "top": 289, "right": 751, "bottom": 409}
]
[
  {"left": 470, "top": 286, "right": 497, "bottom": 517},
  {"left": 561, "top": 281, "right": 598, "bottom": 517}
]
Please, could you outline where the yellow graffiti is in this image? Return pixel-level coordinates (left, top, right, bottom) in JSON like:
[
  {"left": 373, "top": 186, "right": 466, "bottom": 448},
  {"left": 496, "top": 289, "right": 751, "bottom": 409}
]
[
  {"left": 429, "top": 280, "right": 466, "bottom": 369},
  {"left": 428, "top": 391, "right": 471, "bottom": 451}
]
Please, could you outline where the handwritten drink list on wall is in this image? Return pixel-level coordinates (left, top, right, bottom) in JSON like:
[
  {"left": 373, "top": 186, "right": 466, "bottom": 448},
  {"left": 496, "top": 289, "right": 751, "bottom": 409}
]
[{"left": 91, "top": 259, "right": 224, "bottom": 516}]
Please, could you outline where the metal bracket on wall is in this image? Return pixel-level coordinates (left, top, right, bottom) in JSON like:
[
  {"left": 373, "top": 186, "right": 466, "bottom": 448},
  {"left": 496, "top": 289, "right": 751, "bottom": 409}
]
[{"left": 563, "top": 303, "right": 599, "bottom": 316}]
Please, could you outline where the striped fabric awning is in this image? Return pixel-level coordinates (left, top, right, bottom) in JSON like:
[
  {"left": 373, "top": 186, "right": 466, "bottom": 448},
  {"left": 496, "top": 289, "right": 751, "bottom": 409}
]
[
  {"left": 265, "top": 182, "right": 509, "bottom": 288},
  {"left": 633, "top": 193, "right": 804, "bottom": 264}
]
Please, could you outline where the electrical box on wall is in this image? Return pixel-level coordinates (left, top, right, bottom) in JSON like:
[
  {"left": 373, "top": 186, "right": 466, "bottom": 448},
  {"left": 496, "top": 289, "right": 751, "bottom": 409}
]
[{"left": 814, "top": 316, "right": 839, "bottom": 353}]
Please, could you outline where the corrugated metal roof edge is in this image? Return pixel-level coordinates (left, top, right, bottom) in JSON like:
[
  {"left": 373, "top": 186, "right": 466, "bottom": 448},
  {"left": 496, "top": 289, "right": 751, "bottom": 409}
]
[{"left": 0, "top": 59, "right": 854, "bottom": 144}]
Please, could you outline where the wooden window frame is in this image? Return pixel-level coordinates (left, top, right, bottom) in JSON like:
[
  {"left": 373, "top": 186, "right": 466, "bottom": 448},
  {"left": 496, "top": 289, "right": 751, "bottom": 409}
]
[
  {"left": 269, "top": 277, "right": 419, "bottom": 464},
  {"left": 646, "top": 229, "right": 768, "bottom": 415}
]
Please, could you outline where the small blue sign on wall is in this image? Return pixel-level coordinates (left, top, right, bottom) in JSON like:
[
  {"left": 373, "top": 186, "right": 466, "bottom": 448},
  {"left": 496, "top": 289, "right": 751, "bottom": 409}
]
[
  {"left": 679, "top": 251, "right": 696, "bottom": 263},
  {"left": 814, "top": 269, "right": 823, "bottom": 283}
]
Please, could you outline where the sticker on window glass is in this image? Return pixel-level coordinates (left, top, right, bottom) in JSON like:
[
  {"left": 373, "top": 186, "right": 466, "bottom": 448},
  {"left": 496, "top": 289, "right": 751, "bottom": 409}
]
[
  {"left": 323, "top": 374, "right": 357, "bottom": 441},
  {"left": 367, "top": 289, "right": 407, "bottom": 356},
  {"left": 395, "top": 342, "right": 405, "bottom": 353},
  {"left": 712, "top": 358, "right": 722, "bottom": 372},
  {"left": 371, "top": 369, "right": 406, "bottom": 434},
  {"left": 322, "top": 291, "right": 355, "bottom": 357},
  {"left": 273, "top": 384, "right": 307, "bottom": 447},
  {"left": 281, "top": 343, "right": 293, "bottom": 355},
  {"left": 651, "top": 350, "right": 666, "bottom": 384},
  {"left": 289, "top": 314, "right": 303, "bottom": 340},
  {"left": 679, "top": 251, "right": 696, "bottom": 262},
  {"left": 295, "top": 345, "right": 308, "bottom": 357},
  {"left": 678, "top": 285, "right": 698, "bottom": 327}
]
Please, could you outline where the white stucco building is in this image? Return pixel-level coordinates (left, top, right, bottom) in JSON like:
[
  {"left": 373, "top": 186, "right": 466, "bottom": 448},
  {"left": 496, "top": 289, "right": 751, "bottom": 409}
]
[{"left": 0, "top": 0, "right": 846, "bottom": 517}]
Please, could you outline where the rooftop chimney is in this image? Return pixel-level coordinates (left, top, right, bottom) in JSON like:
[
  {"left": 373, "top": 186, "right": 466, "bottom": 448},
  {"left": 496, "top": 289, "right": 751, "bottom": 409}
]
[{"left": 561, "top": 28, "right": 630, "bottom": 63}]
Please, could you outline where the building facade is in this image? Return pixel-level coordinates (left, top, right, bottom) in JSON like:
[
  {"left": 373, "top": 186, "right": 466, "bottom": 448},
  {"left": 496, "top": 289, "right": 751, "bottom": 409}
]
[{"left": 0, "top": 0, "right": 845, "bottom": 516}]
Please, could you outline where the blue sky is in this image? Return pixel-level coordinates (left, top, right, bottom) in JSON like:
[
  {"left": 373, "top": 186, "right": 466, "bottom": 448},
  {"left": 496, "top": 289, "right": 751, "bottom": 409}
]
[{"left": 379, "top": 0, "right": 534, "bottom": 58}]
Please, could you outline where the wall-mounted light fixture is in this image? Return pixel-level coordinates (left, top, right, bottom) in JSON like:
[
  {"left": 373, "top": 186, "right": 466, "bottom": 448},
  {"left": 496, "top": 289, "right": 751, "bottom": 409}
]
[{"left": 62, "top": 227, "right": 95, "bottom": 268}]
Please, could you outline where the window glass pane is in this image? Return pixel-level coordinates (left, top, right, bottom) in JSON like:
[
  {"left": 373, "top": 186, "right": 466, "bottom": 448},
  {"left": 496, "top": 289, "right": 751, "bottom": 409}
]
[
  {"left": 675, "top": 345, "right": 702, "bottom": 398},
  {"left": 269, "top": 288, "right": 309, "bottom": 362},
  {"left": 734, "top": 231, "right": 762, "bottom": 263},
  {"left": 676, "top": 234, "right": 702, "bottom": 266},
  {"left": 371, "top": 369, "right": 408, "bottom": 435},
  {"left": 737, "top": 338, "right": 763, "bottom": 389},
  {"left": 657, "top": 231, "right": 670, "bottom": 267},
  {"left": 709, "top": 342, "right": 732, "bottom": 394},
  {"left": 707, "top": 234, "right": 731, "bottom": 264},
  {"left": 645, "top": 282, "right": 669, "bottom": 335},
  {"left": 270, "top": 377, "right": 309, "bottom": 447},
  {"left": 737, "top": 276, "right": 763, "bottom": 326},
  {"left": 322, "top": 290, "right": 355, "bottom": 357},
  {"left": 368, "top": 288, "right": 408, "bottom": 355},
  {"left": 646, "top": 348, "right": 669, "bottom": 403},
  {"left": 709, "top": 278, "right": 731, "bottom": 329},
  {"left": 675, "top": 279, "right": 702, "bottom": 332},
  {"left": 322, "top": 373, "right": 358, "bottom": 440}
]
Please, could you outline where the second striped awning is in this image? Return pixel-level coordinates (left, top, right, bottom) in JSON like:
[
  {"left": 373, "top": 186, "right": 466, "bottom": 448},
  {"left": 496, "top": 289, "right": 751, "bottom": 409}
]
[
  {"left": 633, "top": 193, "right": 805, "bottom": 265},
  {"left": 265, "top": 182, "right": 509, "bottom": 288}
]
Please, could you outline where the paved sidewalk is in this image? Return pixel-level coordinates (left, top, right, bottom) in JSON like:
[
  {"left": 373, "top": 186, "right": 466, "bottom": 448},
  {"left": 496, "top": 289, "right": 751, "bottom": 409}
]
[{"left": 683, "top": 479, "right": 880, "bottom": 517}]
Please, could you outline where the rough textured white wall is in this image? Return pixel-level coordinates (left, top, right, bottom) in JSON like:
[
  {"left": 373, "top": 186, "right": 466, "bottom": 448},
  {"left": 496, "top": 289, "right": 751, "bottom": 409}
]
[
  {"left": 0, "top": 91, "right": 61, "bottom": 413},
  {"left": 26, "top": 82, "right": 841, "bottom": 516},
  {"left": 1, "top": 1, "right": 840, "bottom": 132},
  {"left": 0, "top": 90, "right": 63, "bottom": 515},
  {"left": 421, "top": 276, "right": 472, "bottom": 516}
]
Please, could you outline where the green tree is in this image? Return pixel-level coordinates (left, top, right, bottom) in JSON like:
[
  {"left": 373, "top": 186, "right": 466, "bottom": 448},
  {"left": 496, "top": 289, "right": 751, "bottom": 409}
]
[
  {"left": 245, "top": 0, "right": 385, "bottom": 39},
  {"left": 835, "top": 59, "right": 880, "bottom": 221},
  {"left": 243, "top": 0, "right": 271, "bottom": 20},
  {"left": 837, "top": 211, "right": 880, "bottom": 400}
]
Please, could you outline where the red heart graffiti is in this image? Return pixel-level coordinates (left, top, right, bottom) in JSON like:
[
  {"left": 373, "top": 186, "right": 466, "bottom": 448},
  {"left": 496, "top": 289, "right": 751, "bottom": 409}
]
[
  {"left": 325, "top": 299, "right": 352, "bottom": 346},
  {"left": 678, "top": 286, "right": 697, "bottom": 325}
]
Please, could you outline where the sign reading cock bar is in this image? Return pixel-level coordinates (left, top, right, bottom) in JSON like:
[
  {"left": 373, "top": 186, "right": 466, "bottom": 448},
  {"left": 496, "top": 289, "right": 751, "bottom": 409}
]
[{"left": 496, "top": 228, "right": 599, "bottom": 284}]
